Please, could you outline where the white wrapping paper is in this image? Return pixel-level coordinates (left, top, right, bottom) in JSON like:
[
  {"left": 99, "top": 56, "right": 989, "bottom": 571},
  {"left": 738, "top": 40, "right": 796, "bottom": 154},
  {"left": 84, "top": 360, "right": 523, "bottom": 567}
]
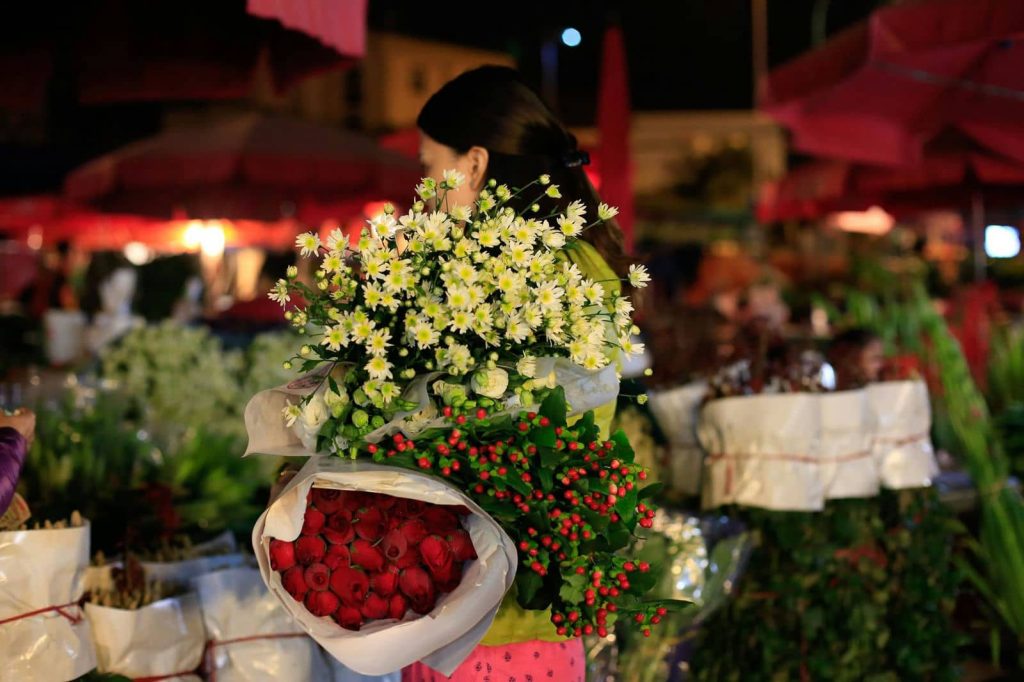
[
  {"left": 0, "top": 523, "right": 96, "bottom": 682},
  {"left": 699, "top": 393, "right": 825, "bottom": 511},
  {"left": 698, "top": 382, "right": 938, "bottom": 511},
  {"left": 194, "top": 566, "right": 332, "bottom": 682},
  {"left": 85, "top": 593, "right": 205, "bottom": 681},
  {"left": 867, "top": 380, "right": 938, "bottom": 489},
  {"left": 648, "top": 381, "right": 707, "bottom": 497},
  {"left": 252, "top": 455, "right": 518, "bottom": 677},
  {"left": 243, "top": 358, "right": 619, "bottom": 458}
]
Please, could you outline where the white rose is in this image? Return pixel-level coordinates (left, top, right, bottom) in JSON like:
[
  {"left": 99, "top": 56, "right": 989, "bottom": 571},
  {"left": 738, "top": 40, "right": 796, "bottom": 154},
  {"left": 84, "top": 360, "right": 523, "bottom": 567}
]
[
  {"left": 324, "top": 387, "right": 350, "bottom": 417},
  {"left": 293, "top": 391, "right": 329, "bottom": 451},
  {"left": 432, "top": 380, "right": 468, "bottom": 406},
  {"left": 470, "top": 367, "right": 510, "bottom": 399}
]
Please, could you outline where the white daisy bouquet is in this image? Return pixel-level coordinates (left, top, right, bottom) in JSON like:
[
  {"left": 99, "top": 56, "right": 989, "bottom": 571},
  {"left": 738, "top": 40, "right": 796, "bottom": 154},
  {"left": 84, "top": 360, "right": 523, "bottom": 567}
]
[{"left": 268, "top": 170, "right": 650, "bottom": 455}]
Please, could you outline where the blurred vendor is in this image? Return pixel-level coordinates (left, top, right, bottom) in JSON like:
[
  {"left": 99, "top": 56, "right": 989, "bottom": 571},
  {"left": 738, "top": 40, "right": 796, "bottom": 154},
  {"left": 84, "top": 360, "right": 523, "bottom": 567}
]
[{"left": 827, "top": 328, "right": 884, "bottom": 390}]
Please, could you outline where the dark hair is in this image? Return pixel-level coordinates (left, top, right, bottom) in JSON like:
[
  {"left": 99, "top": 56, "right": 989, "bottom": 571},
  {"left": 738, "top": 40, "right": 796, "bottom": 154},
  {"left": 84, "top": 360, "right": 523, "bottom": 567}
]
[
  {"left": 417, "top": 65, "right": 628, "bottom": 275},
  {"left": 830, "top": 327, "right": 881, "bottom": 353}
]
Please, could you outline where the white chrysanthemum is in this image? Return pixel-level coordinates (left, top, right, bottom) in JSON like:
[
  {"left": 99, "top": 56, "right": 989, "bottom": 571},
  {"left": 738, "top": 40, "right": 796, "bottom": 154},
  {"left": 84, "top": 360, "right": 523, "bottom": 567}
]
[
  {"left": 366, "top": 328, "right": 392, "bottom": 356},
  {"left": 542, "top": 230, "right": 566, "bottom": 249},
  {"left": 523, "top": 308, "right": 544, "bottom": 330},
  {"left": 325, "top": 229, "right": 346, "bottom": 251},
  {"left": 545, "top": 316, "right": 566, "bottom": 344},
  {"left": 379, "top": 382, "right": 401, "bottom": 404},
  {"left": 351, "top": 319, "right": 376, "bottom": 343},
  {"left": 598, "top": 203, "right": 619, "bottom": 221},
  {"left": 546, "top": 185, "right": 562, "bottom": 199},
  {"left": 478, "top": 194, "right": 496, "bottom": 212},
  {"left": 621, "top": 335, "right": 645, "bottom": 357},
  {"left": 363, "top": 283, "right": 384, "bottom": 309},
  {"left": 584, "top": 281, "right": 605, "bottom": 305},
  {"left": 370, "top": 213, "right": 398, "bottom": 239},
  {"left": 365, "top": 356, "right": 393, "bottom": 380},
  {"left": 362, "top": 253, "right": 388, "bottom": 279},
  {"left": 453, "top": 261, "right": 478, "bottom": 284},
  {"left": 445, "top": 342, "right": 473, "bottom": 374},
  {"left": 495, "top": 184, "right": 512, "bottom": 201},
  {"left": 446, "top": 286, "right": 472, "bottom": 310},
  {"left": 628, "top": 264, "right": 652, "bottom": 288},
  {"left": 582, "top": 352, "right": 606, "bottom": 371},
  {"left": 466, "top": 284, "right": 486, "bottom": 308},
  {"left": 399, "top": 210, "right": 425, "bottom": 231},
  {"left": 410, "top": 320, "right": 440, "bottom": 349},
  {"left": 565, "top": 200, "right": 586, "bottom": 222},
  {"left": 535, "top": 281, "right": 565, "bottom": 311},
  {"left": 322, "top": 324, "right": 347, "bottom": 351},
  {"left": 615, "top": 297, "right": 634, "bottom": 318},
  {"left": 384, "top": 269, "right": 405, "bottom": 293},
  {"left": 416, "top": 182, "right": 436, "bottom": 201},
  {"left": 508, "top": 242, "right": 532, "bottom": 269},
  {"left": 450, "top": 310, "right": 473, "bottom": 333},
  {"left": 423, "top": 299, "right": 445, "bottom": 319},
  {"left": 321, "top": 253, "right": 343, "bottom": 274},
  {"left": 558, "top": 217, "right": 583, "bottom": 238},
  {"left": 442, "top": 169, "right": 466, "bottom": 190},
  {"left": 296, "top": 232, "right": 321, "bottom": 257},
  {"left": 450, "top": 204, "right": 473, "bottom": 222},
  {"left": 268, "top": 279, "right": 290, "bottom": 306},
  {"left": 477, "top": 228, "right": 501, "bottom": 248},
  {"left": 473, "top": 307, "right": 494, "bottom": 333},
  {"left": 432, "top": 237, "right": 453, "bottom": 252},
  {"left": 282, "top": 402, "right": 302, "bottom": 427},
  {"left": 539, "top": 174, "right": 551, "bottom": 185},
  {"left": 506, "top": 316, "right": 531, "bottom": 343},
  {"left": 286, "top": 265, "right": 298, "bottom": 279}
]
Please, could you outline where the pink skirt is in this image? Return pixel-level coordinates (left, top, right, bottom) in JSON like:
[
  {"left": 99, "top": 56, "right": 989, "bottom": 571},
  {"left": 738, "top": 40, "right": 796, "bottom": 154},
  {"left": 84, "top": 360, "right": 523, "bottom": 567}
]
[{"left": 402, "top": 639, "right": 585, "bottom": 682}]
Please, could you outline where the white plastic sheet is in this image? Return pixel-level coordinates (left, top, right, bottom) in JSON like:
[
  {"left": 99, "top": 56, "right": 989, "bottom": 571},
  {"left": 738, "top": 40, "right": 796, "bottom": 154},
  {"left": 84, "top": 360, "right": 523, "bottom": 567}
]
[
  {"left": 252, "top": 455, "right": 518, "bottom": 677},
  {"left": 648, "top": 381, "right": 707, "bottom": 497},
  {"left": 194, "top": 566, "right": 332, "bottom": 682},
  {"left": 85, "top": 593, "right": 205, "bottom": 681},
  {"left": 0, "top": 523, "right": 96, "bottom": 682}
]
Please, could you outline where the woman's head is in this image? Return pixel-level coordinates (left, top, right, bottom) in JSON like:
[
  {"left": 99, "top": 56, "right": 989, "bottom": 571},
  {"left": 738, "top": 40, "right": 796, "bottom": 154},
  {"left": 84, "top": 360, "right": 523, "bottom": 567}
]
[{"left": 417, "top": 65, "right": 627, "bottom": 273}]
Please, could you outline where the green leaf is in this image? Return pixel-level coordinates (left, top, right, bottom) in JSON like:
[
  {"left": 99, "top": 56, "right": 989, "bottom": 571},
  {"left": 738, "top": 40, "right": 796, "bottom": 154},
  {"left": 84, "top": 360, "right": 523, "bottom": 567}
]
[
  {"left": 559, "top": 572, "right": 588, "bottom": 604},
  {"left": 638, "top": 482, "right": 663, "bottom": 501},
  {"left": 531, "top": 426, "right": 557, "bottom": 448},
  {"left": 540, "top": 447, "right": 565, "bottom": 469},
  {"left": 539, "top": 388, "right": 568, "bottom": 425},
  {"left": 538, "top": 467, "right": 554, "bottom": 492},
  {"left": 515, "top": 571, "right": 548, "bottom": 609}
]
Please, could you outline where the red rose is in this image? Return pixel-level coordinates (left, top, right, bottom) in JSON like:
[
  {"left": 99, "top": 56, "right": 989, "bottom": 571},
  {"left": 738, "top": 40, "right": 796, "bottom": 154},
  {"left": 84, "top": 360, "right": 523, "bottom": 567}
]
[
  {"left": 334, "top": 605, "right": 364, "bottom": 631},
  {"left": 324, "top": 510, "right": 355, "bottom": 545},
  {"left": 269, "top": 539, "right": 296, "bottom": 571},
  {"left": 387, "top": 515, "right": 402, "bottom": 531},
  {"left": 371, "top": 566, "right": 400, "bottom": 597},
  {"left": 354, "top": 506, "right": 386, "bottom": 541},
  {"left": 361, "top": 592, "right": 389, "bottom": 620},
  {"left": 323, "top": 544, "right": 350, "bottom": 570},
  {"left": 382, "top": 529, "right": 408, "bottom": 562},
  {"left": 351, "top": 538, "right": 385, "bottom": 572},
  {"left": 394, "top": 544, "right": 421, "bottom": 570},
  {"left": 434, "top": 562, "right": 463, "bottom": 594},
  {"left": 419, "top": 535, "right": 454, "bottom": 580},
  {"left": 410, "top": 594, "right": 438, "bottom": 615},
  {"left": 304, "top": 563, "right": 331, "bottom": 591},
  {"left": 388, "top": 593, "right": 409, "bottom": 620},
  {"left": 421, "top": 507, "right": 459, "bottom": 532},
  {"left": 330, "top": 566, "right": 370, "bottom": 606},
  {"left": 311, "top": 488, "right": 346, "bottom": 514},
  {"left": 446, "top": 529, "right": 477, "bottom": 562},
  {"left": 342, "top": 491, "right": 368, "bottom": 512},
  {"left": 399, "top": 519, "right": 428, "bottom": 546},
  {"left": 374, "top": 494, "right": 398, "bottom": 511},
  {"left": 395, "top": 499, "right": 426, "bottom": 518},
  {"left": 305, "top": 589, "right": 340, "bottom": 617},
  {"left": 399, "top": 567, "right": 436, "bottom": 606},
  {"left": 302, "top": 508, "right": 325, "bottom": 535},
  {"left": 295, "top": 536, "right": 326, "bottom": 565},
  {"left": 450, "top": 505, "right": 473, "bottom": 517},
  {"left": 281, "top": 566, "right": 308, "bottom": 601}
]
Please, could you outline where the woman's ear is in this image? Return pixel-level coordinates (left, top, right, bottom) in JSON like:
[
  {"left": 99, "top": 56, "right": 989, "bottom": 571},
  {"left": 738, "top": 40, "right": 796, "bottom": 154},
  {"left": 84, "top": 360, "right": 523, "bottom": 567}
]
[{"left": 466, "top": 146, "right": 490, "bottom": 191}]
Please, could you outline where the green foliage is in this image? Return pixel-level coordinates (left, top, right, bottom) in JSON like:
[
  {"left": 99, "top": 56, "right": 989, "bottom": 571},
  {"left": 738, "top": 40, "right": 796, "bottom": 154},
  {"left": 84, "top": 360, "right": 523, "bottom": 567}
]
[{"left": 693, "top": 490, "right": 963, "bottom": 681}]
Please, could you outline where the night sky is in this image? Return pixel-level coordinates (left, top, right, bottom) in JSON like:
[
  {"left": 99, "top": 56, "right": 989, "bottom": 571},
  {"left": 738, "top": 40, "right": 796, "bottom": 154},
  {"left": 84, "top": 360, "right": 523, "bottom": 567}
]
[{"left": 370, "top": 0, "right": 883, "bottom": 123}]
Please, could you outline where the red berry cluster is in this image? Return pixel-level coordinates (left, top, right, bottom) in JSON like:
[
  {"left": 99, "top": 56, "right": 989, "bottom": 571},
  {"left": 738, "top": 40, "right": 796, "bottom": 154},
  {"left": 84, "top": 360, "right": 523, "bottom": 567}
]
[
  {"left": 364, "top": 390, "right": 669, "bottom": 639},
  {"left": 269, "top": 487, "right": 477, "bottom": 630}
]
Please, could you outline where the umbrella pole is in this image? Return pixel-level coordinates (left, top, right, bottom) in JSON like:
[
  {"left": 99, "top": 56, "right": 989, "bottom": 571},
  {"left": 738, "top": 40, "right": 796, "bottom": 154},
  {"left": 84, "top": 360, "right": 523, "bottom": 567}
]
[{"left": 971, "top": 190, "right": 986, "bottom": 282}]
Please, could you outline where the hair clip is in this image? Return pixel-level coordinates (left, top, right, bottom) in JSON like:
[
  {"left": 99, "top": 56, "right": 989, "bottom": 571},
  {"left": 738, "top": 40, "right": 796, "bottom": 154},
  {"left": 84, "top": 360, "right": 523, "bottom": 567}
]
[{"left": 562, "top": 150, "right": 591, "bottom": 168}]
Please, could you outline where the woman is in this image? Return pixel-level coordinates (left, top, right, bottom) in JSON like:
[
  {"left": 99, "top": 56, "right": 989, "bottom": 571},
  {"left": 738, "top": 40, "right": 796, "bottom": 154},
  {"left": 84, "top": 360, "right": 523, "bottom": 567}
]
[{"left": 404, "top": 65, "right": 628, "bottom": 682}]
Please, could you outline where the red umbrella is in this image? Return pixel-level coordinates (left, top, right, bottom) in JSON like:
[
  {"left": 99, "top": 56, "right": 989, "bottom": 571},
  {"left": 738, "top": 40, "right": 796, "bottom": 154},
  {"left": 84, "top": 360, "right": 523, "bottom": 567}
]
[
  {"left": 0, "top": 0, "right": 365, "bottom": 111},
  {"left": 758, "top": 136, "right": 1024, "bottom": 222},
  {"left": 760, "top": 0, "right": 1024, "bottom": 167},
  {"left": 64, "top": 114, "right": 421, "bottom": 222}
]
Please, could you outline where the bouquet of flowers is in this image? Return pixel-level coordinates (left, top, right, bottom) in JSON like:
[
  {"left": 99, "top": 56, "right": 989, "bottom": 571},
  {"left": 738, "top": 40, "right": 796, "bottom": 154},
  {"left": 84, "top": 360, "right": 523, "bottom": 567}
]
[{"left": 247, "top": 172, "right": 676, "bottom": 675}]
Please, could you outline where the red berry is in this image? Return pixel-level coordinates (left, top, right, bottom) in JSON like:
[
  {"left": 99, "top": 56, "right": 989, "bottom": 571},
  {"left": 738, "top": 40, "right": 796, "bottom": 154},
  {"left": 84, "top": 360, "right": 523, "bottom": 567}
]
[
  {"left": 476, "top": 408, "right": 488, "bottom": 420},
  {"left": 635, "top": 613, "right": 645, "bottom": 623},
  {"left": 518, "top": 422, "right": 529, "bottom": 432},
  {"left": 442, "top": 406, "right": 453, "bottom": 417}
]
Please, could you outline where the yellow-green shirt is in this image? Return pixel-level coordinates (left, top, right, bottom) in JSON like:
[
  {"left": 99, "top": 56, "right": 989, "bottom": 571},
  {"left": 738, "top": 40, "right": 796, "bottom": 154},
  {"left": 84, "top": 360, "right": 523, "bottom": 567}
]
[{"left": 480, "top": 240, "right": 620, "bottom": 646}]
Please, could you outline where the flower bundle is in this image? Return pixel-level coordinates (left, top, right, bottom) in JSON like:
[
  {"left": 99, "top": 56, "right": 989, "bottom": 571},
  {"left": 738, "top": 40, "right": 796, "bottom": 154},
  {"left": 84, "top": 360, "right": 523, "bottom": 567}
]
[
  {"left": 270, "top": 171, "right": 649, "bottom": 451},
  {"left": 268, "top": 487, "right": 477, "bottom": 629}
]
